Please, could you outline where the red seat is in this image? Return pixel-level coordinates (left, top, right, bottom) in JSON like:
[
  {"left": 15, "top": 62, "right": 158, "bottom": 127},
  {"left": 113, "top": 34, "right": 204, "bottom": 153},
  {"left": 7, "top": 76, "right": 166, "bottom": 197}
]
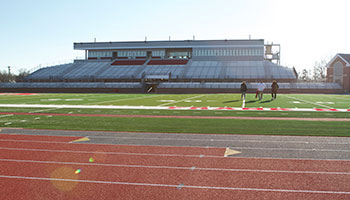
[
  {"left": 148, "top": 59, "right": 188, "bottom": 65},
  {"left": 111, "top": 59, "right": 146, "bottom": 65}
]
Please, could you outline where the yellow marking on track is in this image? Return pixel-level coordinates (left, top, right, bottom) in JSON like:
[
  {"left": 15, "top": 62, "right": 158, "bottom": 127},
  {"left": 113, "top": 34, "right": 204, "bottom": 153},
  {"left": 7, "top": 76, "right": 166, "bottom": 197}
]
[
  {"left": 224, "top": 148, "right": 241, "bottom": 157},
  {"left": 70, "top": 137, "right": 90, "bottom": 143}
]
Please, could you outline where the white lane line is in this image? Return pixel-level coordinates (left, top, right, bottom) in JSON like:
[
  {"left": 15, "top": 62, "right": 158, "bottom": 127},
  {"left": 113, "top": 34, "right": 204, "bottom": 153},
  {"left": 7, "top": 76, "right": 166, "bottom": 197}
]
[
  {"left": 158, "top": 95, "right": 206, "bottom": 106},
  {"left": 0, "top": 175, "right": 350, "bottom": 194},
  {"left": 0, "top": 147, "right": 219, "bottom": 158},
  {"left": 285, "top": 95, "right": 334, "bottom": 109},
  {"left": 0, "top": 114, "right": 14, "bottom": 118},
  {"left": 1, "top": 158, "right": 350, "bottom": 175}
]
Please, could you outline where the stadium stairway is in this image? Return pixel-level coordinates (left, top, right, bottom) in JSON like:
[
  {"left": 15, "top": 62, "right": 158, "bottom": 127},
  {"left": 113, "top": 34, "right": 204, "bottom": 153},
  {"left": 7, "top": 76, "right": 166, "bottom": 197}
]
[
  {"left": 135, "top": 59, "right": 152, "bottom": 78},
  {"left": 219, "top": 63, "right": 228, "bottom": 79},
  {"left": 180, "top": 59, "right": 193, "bottom": 79}
]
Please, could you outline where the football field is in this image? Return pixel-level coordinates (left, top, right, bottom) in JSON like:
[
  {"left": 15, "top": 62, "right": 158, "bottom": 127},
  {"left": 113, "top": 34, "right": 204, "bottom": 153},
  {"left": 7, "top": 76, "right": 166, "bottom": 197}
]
[{"left": 0, "top": 93, "right": 349, "bottom": 136}]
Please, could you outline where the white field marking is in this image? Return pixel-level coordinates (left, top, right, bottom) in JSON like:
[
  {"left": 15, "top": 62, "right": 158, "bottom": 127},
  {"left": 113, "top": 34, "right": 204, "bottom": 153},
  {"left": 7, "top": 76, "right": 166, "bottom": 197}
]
[
  {"left": 65, "top": 99, "right": 83, "bottom": 101},
  {"left": 2, "top": 158, "right": 350, "bottom": 175},
  {"left": 292, "top": 101, "right": 301, "bottom": 104},
  {"left": 1, "top": 175, "right": 350, "bottom": 194},
  {"left": 0, "top": 146, "right": 219, "bottom": 158},
  {"left": 157, "top": 100, "right": 175, "bottom": 102},
  {"left": 327, "top": 96, "right": 350, "bottom": 101},
  {"left": 158, "top": 95, "right": 206, "bottom": 106},
  {"left": 242, "top": 97, "right": 246, "bottom": 108},
  {"left": 184, "top": 100, "right": 202, "bottom": 103},
  {"left": 285, "top": 95, "right": 334, "bottom": 109},
  {"left": 85, "top": 95, "right": 165, "bottom": 105},
  {"left": 4, "top": 122, "right": 12, "bottom": 125},
  {"left": 0, "top": 104, "right": 349, "bottom": 112},
  {"left": 0, "top": 114, "right": 14, "bottom": 118},
  {"left": 316, "top": 102, "right": 334, "bottom": 104}
]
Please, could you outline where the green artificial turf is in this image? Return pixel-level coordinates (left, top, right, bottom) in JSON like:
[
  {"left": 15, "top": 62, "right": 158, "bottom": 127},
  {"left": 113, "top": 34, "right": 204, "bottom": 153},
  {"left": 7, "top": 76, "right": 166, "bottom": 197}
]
[{"left": 0, "top": 93, "right": 349, "bottom": 136}]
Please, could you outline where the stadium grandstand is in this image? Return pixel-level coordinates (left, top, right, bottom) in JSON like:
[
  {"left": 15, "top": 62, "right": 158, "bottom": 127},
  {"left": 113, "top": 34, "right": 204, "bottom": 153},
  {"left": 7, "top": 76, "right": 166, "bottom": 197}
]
[{"left": 1, "top": 39, "right": 344, "bottom": 93}]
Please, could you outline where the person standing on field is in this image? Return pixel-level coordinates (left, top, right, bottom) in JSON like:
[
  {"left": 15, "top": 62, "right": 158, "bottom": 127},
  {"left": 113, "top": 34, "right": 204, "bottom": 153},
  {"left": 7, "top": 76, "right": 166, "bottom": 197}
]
[
  {"left": 240, "top": 81, "right": 247, "bottom": 100},
  {"left": 256, "top": 81, "right": 266, "bottom": 100},
  {"left": 271, "top": 80, "right": 279, "bottom": 99}
]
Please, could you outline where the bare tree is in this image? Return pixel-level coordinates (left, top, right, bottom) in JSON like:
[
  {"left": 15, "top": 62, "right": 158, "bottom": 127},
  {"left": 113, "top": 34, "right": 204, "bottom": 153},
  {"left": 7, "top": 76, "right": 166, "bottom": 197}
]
[
  {"left": 15, "top": 68, "right": 30, "bottom": 82},
  {"left": 312, "top": 59, "right": 327, "bottom": 82},
  {"left": 299, "top": 69, "right": 311, "bottom": 81}
]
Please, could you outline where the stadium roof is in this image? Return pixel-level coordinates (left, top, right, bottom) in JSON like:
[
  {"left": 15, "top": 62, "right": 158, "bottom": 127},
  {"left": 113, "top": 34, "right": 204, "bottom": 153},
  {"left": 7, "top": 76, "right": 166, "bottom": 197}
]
[
  {"left": 74, "top": 39, "right": 264, "bottom": 50},
  {"left": 326, "top": 53, "right": 350, "bottom": 67},
  {"left": 339, "top": 54, "right": 350, "bottom": 64}
]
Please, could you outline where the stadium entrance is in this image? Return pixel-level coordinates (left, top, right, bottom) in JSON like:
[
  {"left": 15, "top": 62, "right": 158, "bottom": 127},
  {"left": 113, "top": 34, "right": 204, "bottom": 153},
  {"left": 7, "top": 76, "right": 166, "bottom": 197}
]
[{"left": 142, "top": 74, "right": 169, "bottom": 93}]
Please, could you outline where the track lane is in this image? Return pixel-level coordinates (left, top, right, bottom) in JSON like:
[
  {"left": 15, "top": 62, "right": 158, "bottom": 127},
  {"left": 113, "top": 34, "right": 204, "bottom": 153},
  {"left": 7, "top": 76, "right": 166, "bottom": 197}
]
[
  {"left": 1, "top": 147, "right": 350, "bottom": 174},
  {"left": 1, "top": 177, "right": 349, "bottom": 200},
  {"left": 0, "top": 138, "right": 225, "bottom": 156},
  {"left": 2, "top": 133, "right": 350, "bottom": 199},
  {"left": 1, "top": 161, "right": 350, "bottom": 194},
  {"left": 0, "top": 134, "right": 82, "bottom": 142}
]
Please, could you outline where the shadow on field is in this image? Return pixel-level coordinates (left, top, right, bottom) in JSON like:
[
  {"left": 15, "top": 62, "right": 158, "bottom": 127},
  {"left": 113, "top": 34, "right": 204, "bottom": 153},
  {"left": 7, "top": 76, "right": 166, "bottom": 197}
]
[
  {"left": 223, "top": 100, "right": 240, "bottom": 103},
  {"left": 259, "top": 99, "right": 274, "bottom": 103},
  {"left": 245, "top": 100, "right": 258, "bottom": 104}
]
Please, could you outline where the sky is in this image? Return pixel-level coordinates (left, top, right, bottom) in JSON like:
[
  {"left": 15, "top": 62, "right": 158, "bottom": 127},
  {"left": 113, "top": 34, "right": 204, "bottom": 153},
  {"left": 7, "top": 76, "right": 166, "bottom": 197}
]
[{"left": 1, "top": 0, "right": 349, "bottom": 74}]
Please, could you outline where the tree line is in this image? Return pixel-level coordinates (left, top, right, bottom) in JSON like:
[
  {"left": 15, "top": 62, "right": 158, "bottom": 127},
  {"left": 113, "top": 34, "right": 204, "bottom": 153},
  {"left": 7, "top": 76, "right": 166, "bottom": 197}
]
[
  {"left": 0, "top": 69, "right": 30, "bottom": 82},
  {"left": 297, "top": 59, "right": 327, "bottom": 82}
]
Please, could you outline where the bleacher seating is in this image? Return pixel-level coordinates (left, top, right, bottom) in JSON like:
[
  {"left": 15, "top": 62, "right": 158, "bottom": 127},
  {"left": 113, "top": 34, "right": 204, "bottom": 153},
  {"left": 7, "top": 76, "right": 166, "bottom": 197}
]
[
  {"left": 26, "top": 63, "right": 75, "bottom": 80},
  {"left": 97, "top": 65, "right": 140, "bottom": 79},
  {"left": 63, "top": 61, "right": 110, "bottom": 79},
  {"left": 138, "top": 65, "right": 185, "bottom": 79}
]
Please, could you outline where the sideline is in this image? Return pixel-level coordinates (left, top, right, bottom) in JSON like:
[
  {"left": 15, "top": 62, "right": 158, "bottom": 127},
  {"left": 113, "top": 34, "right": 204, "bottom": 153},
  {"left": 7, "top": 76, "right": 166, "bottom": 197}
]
[{"left": 0, "top": 104, "right": 349, "bottom": 112}]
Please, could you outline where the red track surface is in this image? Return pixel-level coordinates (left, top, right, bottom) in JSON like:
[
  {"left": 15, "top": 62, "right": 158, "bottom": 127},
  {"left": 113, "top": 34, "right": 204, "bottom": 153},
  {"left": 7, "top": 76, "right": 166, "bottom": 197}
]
[{"left": 1, "top": 134, "right": 350, "bottom": 199}]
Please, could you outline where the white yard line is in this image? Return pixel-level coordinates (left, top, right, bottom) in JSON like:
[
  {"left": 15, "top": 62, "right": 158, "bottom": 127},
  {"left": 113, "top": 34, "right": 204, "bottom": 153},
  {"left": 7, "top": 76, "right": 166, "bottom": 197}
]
[
  {"left": 0, "top": 174, "right": 349, "bottom": 194},
  {"left": 85, "top": 95, "right": 165, "bottom": 105},
  {"left": 158, "top": 95, "right": 206, "bottom": 106},
  {"left": 242, "top": 97, "right": 246, "bottom": 108},
  {"left": 285, "top": 95, "right": 334, "bottom": 109}
]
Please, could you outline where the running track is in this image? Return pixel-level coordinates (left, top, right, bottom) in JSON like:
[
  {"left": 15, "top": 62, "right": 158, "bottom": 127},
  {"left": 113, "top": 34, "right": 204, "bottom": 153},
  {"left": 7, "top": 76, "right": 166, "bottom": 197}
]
[{"left": 1, "top": 133, "right": 350, "bottom": 199}]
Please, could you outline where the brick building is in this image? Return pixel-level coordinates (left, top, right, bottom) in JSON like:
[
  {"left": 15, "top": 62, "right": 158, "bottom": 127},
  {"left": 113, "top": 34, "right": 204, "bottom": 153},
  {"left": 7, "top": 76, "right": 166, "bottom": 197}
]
[{"left": 327, "top": 54, "right": 350, "bottom": 91}]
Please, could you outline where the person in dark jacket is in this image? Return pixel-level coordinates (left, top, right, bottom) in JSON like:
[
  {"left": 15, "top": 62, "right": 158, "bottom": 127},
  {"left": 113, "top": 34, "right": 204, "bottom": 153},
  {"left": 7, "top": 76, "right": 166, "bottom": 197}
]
[
  {"left": 271, "top": 80, "right": 279, "bottom": 99},
  {"left": 240, "top": 81, "right": 247, "bottom": 100}
]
